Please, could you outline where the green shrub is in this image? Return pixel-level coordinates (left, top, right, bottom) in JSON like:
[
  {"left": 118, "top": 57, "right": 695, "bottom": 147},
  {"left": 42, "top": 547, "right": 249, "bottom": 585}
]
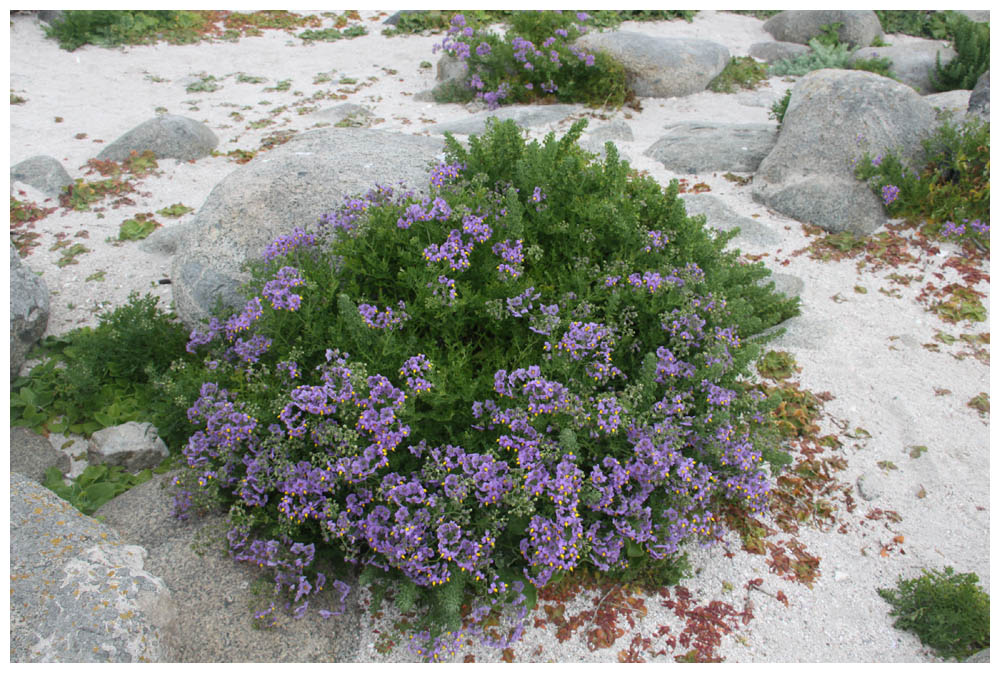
[
  {"left": 878, "top": 567, "right": 989, "bottom": 660},
  {"left": 175, "top": 118, "right": 798, "bottom": 657},
  {"left": 769, "top": 39, "right": 854, "bottom": 76},
  {"left": 769, "top": 89, "right": 792, "bottom": 126},
  {"left": 875, "top": 10, "right": 968, "bottom": 41},
  {"left": 854, "top": 115, "right": 989, "bottom": 252},
  {"left": 44, "top": 9, "right": 213, "bottom": 50},
  {"left": 709, "top": 56, "right": 769, "bottom": 93},
  {"left": 929, "top": 13, "right": 990, "bottom": 91},
  {"left": 432, "top": 11, "right": 631, "bottom": 109},
  {"left": 10, "top": 293, "right": 197, "bottom": 444}
]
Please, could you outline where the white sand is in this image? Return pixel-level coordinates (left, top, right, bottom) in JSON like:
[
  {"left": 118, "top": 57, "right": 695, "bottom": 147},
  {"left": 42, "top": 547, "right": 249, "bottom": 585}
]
[{"left": 8, "top": 10, "right": 991, "bottom": 663}]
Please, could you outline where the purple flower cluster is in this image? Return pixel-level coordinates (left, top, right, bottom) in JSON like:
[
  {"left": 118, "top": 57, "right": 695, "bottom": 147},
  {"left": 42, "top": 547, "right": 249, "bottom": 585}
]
[
  {"left": 263, "top": 226, "right": 316, "bottom": 261},
  {"left": 429, "top": 161, "right": 465, "bottom": 188},
  {"left": 320, "top": 183, "right": 413, "bottom": 233},
  {"left": 424, "top": 229, "right": 474, "bottom": 270},
  {"left": 493, "top": 238, "right": 524, "bottom": 278},
  {"left": 942, "top": 219, "right": 989, "bottom": 237},
  {"left": 262, "top": 266, "right": 305, "bottom": 311},
  {"left": 882, "top": 184, "right": 901, "bottom": 205},
  {"left": 505, "top": 286, "right": 539, "bottom": 318},
  {"left": 399, "top": 354, "right": 433, "bottom": 393},
  {"left": 358, "top": 301, "right": 410, "bottom": 330},
  {"left": 429, "top": 274, "right": 458, "bottom": 306}
]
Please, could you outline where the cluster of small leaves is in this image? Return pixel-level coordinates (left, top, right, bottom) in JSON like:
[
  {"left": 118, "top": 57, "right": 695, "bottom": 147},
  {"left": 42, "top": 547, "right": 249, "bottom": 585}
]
[
  {"left": 10, "top": 197, "right": 56, "bottom": 254},
  {"left": 10, "top": 293, "right": 197, "bottom": 446},
  {"left": 708, "top": 57, "right": 768, "bottom": 94},
  {"left": 298, "top": 25, "right": 367, "bottom": 42},
  {"left": 118, "top": 212, "right": 161, "bottom": 241},
  {"left": 432, "top": 12, "right": 631, "bottom": 109},
  {"left": 878, "top": 567, "right": 989, "bottom": 660},
  {"left": 175, "top": 118, "right": 798, "bottom": 658},
  {"left": 382, "top": 10, "right": 694, "bottom": 37},
  {"left": 59, "top": 177, "right": 137, "bottom": 212},
  {"left": 854, "top": 115, "right": 989, "bottom": 253},
  {"left": 875, "top": 10, "right": 972, "bottom": 41},
  {"left": 43, "top": 461, "right": 176, "bottom": 516},
  {"left": 769, "top": 89, "right": 792, "bottom": 127},
  {"left": 757, "top": 351, "right": 799, "bottom": 381},
  {"left": 929, "top": 12, "right": 990, "bottom": 91},
  {"left": 11, "top": 91, "right": 27, "bottom": 104},
  {"left": 767, "top": 21, "right": 894, "bottom": 79}
]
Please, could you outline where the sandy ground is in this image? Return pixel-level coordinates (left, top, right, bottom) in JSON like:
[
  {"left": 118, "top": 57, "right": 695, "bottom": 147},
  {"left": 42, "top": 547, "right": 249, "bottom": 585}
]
[{"left": 8, "top": 10, "right": 991, "bottom": 663}]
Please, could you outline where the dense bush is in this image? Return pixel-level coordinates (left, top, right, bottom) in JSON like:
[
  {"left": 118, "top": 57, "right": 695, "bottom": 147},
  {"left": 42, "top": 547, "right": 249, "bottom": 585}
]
[
  {"left": 769, "top": 38, "right": 892, "bottom": 78},
  {"left": 43, "top": 10, "right": 212, "bottom": 50},
  {"left": 10, "top": 293, "right": 197, "bottom": 445},
  {"left": 878, "top": 566, "right": 989, "bottom": 660},
  {"left": 854, "top": 115, "right": 989, "bottom": 252},
  {"left": 175, "top": 119, "right": 798, "bottom": 657},
  {"left": 432, "top": 12, "right": 630, "bottom": 109},
  {"left": 875, "top": 10, "right": 970, "bottom": 41},
  {"left": 929, "top": 13, "right": 990, "bottom": 92},
  {"left": 709, "top": 56, "right": 769, "bottom": 93}
]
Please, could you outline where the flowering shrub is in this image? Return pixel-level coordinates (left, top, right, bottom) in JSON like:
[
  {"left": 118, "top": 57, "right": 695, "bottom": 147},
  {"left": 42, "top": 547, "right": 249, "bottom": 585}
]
[
  {"left": 432, "top": 12, "right": 629, "bottom": 109},
  {"left": 177, "top": 119, "right": 798, "bottom": 658},
  {"left": 854, "top": 115, "right": 989, "bottom": 252}
]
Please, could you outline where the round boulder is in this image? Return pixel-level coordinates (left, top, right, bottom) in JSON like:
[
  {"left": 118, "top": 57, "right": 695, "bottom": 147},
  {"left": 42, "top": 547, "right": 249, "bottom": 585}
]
[
  {"left": 170, "top": 128, "right": 445, "bottom": 327},
  {"left": 752, "top": 69, "right": 938, "bottom": 235},
  {"left": 763, "top": 10, "right": 883, "bottom": 49},
  {"left": 10, "top": 155, "right": 73, "bottom": 198},
  {"left": 96, "top": 115, "right": 219, "bottom": 162},
  {"left": 573, "top": 32, "right": 729, "bottom": 98}
]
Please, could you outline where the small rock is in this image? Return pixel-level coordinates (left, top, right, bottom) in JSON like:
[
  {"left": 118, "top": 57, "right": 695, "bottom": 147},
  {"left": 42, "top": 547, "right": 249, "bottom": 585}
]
[
  {"left": 87, "top": 422, "right": 169, "bottom": 472},
  {"left": 968, "top": 70, "right": 989, "bottom": 120},
  {"left": 10, "top": 155, "right": 73, "bottom": 198},
  {"left": 856, "top": 472, "right": 884, "bottom": 501}
]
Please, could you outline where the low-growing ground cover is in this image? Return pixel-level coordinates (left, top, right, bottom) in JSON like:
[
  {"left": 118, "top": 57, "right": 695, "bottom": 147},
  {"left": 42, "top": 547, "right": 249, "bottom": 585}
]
[{"left": 169, "top": 118, "right": 799, "bottom": 657}]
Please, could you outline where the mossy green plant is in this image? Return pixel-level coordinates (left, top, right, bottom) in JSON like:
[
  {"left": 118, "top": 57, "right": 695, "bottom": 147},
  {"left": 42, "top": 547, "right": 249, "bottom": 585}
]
[
  {"left": 708, "top": 56, "right": 768, "bottom": 93},
  {"left": 878, "top": 567, "right": 989, "bottom": 660}
]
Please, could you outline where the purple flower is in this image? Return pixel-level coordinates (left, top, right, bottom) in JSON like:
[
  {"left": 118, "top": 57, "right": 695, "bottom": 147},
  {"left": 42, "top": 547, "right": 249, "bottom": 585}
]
[
  {"left": 881, "top": 184, "right": 900, "bottom": 205},
  {"left": 871, "top": 154, "right": 883, "bottom": 167},
  {"left": 555, "top": 28, "right": 568, "bottom": 38},
  {"left": 476, "top": 41, "right": 491, "bottom": 56}
]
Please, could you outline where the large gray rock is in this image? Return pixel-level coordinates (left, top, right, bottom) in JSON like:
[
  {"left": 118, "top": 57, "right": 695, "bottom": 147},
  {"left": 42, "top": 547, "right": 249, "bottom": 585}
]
[
  {"left": 431, "top": 104, "right": 582, "bottom": 136},
  {"left": 10, "top": 472, "right": 175, "bottom": 662},
  {"left": 968, "top": 70, "right": 989, "bottom": 120},
  {"left": 573, "top": 32, "right": 729, "bottom": 98},
  {"left": 171, "top": 128, "right": 445, "bottom": 327},
  {"left": 10, "top": 155, "right": 73, "bottom": 197},
  {"left": 88, "top": 422, "right": 170, "bottom": 472},
  {"left": 752, "top": 70, "right": 938, "bottom": 235},
  {"left": 10, "top": 243, "right": 50, "bottom": 380},
  {"left": 763, "top": 10, "right": 883, "bottom": 49},
  {"left": 10, "top": 426, "right": 71, "bottom": 483},
  {"left": 97, "top": 115, "right": 218, "bottom": 162},
  {"left": 681, "top": 193, "right": 783, "bottom": 249},
  {"left": 582, "top": 120, "right": 635, "bottom": 161},
  {"left": 644, "top": 122, "right": 778, "bottom": 174},
  {"left": 748, "top": 41, "right": 810, "bottom": 64},
  {"left": 94, "top": 471, "right": 362, "bottom": 662},
  {"left": 848, "top": 42, "right": 957, "bottom": 94}
]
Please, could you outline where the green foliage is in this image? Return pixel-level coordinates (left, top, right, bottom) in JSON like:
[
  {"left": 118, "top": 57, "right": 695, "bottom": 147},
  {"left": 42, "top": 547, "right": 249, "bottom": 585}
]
[
  {"left": 10, "top": 293, "right": 196, "bottom": 445},
  {"left": 186, "top": 74, "right": 221, "bottom": 93},
  {"left": 849, "top": 56, "right": 895, "bottom": 78},
  {"left": 118, "top": 212, "right": 161, "bottom": 241},
  {"left": 758, "top": 351, "right": 798, "bottom": 381},
  {"left": 769, "top": 38, "right": 854, "bottom": 76},
  {"left": 382, "top": 10, "right": 513, "bottom": 36},
  {"left": 433, "top": 11, "right": 632, "bottom": 109},
  {"left": 769, "top": 89, "right": 792, "bottom": 126},
  {"left": 10, "top": 198, "right": 55, "bottom": 254},
  {"left": 60, "top": 177, "right": 136, "bottom": 211},
  {"left": 43, "top": 462, "right": 171, "bottom": 515},
  {"left": 11, "top": 91, "right": 27, "bottom": 104},
  {"left": 967, "top": 393, "right": 989, "bottom": 416},
  {"left": 875, "top": 10, "right": 969, "bottom": 41},
  {"left": 178, "top": 119, "right": 799, "bottom": 651},
  {"left": 854, "top": 115, "right": 989, "bottom": 252},
  {"left": 156, "top": 203, "right": 194, "bottom": 218},
  {"left": 929, "top": 13, "right": 990, "bottom": 92},
  {"left": 814, "top": 22, "right": 845, "bottom": 48},
  {"left": 44, "top": 10, "right": 214, "bottom": 50},
  {"left": 878, "top": 567, "right": 989, "bottom": 660},
  {"left": 708, "top": 56, "right": 768, "bottom": 93}
]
